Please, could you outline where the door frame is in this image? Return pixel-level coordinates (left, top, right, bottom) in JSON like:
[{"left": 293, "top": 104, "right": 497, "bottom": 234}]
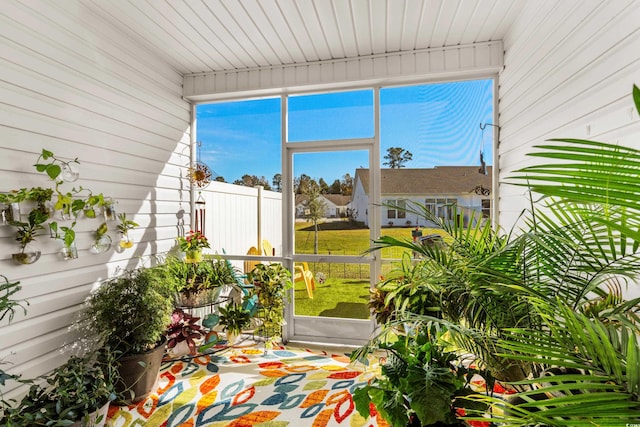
[{"left": 281, "top": 89, "right": 382, "bottom": 346}]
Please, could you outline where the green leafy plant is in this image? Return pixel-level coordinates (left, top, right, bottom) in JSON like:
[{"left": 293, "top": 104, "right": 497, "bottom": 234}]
[
  {"left": 353, "top": 323, "right": 488, "bottom": 427},
  {"left": 0, "top": 276, "right": 27, "bottom": 323},
  {"left": 81, "top": 267, "right": 174, "bottom": 355},
  {"left": 92, "top": 222, "right": 111, "bottom": 248},
  {"left": 82, "top": 191, "right": 106, "bottom": 219},
  {"left": 49, "top": 221, "right": 76, "bottom": 249},
  {"left": 33, "top": 148, "right": 79, "bottom": 182},
  {"left": 10, "top": 209, "right": 47, "bottom": 253},
  {"left": 161, "top": 255, "right": 238, "bottom": 305},
  {"left": 248, "top": 263, "right": 293, "bottom": 337},
  {"left": 177, "top": 230, "right": 210, "bottom": 252},
  {"left": 0, "top": 348, "right": 117, "bottom": 427},
  {"left": 218, "top": 302, "right": 251, "bottom": 337},
  {"left": 116, "top": 213, "right": 138, "bottom": 249},
  {"left": 360, "top": 85, "right": 640, "bottom": 426}
]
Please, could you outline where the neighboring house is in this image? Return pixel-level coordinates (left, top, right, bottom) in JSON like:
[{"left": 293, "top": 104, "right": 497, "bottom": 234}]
[
  {"left": 295, "top": 194, "right": 351, "bottom": 219},
  {"left": 351, "top": 167, "right": 493, "bottom": 227}
]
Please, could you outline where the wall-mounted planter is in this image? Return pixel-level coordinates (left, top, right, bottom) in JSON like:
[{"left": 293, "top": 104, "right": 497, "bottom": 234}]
[
  {"left": 90, "top": 235, "right": 112, "bottom": 254},
  {"left": 12, "top": 250, "right": 41, "bottom": 265},
  {"left": 60, "top": 243, "right": 78, "bottom": 260},
  {"left": 1, "top": 203, "right": 21, "bottom": 225}
]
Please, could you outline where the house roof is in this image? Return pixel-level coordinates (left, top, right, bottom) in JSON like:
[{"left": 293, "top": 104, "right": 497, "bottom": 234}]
[
  {"left": 295, "top": 194, "right": 351, "bottom": 207},
  {"left": 322, "top": 194, "right": 351, "bottom": 206},
  {"left": 355, "top": 166, "right": 493, "bottom": 196}
]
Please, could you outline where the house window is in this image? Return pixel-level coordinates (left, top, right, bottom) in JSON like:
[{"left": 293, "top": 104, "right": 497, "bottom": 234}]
[
  {"left": 482, "top": 199, "right": 491, "bottom": 218},
  {"left": 425, "top": 198, "right": 457, "bottom": 221},
  {"left": 387, "top": 199, "right": 406, "bottom": 219}
]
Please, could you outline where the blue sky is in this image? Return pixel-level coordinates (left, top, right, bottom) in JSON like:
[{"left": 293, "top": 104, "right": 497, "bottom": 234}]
[{"left": 196, "top": 79, "right": 493, "bottom": 185}]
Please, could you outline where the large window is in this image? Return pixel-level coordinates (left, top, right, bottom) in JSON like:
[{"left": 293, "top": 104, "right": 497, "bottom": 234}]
[
  {"left": 387, "top": 199, "right": 407, "bottom": 219},
  {"left": 425, "top": 198, "right": 457, "bottom": 221}
]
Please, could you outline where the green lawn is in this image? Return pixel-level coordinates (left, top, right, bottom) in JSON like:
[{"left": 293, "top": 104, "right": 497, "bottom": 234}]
[
  {"left": 293, "top": 276, "right": 371, "bottom": 319},
  {"left": 292, "top": 220, "right": 445, "bottom": 318}
]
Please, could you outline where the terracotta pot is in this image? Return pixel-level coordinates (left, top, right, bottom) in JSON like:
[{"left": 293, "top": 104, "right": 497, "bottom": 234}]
[{"left": 114, "top": 339, "right": 166, "bottom": 405}]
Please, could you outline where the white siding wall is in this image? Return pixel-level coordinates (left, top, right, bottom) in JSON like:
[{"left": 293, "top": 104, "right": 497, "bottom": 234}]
[
  {"left": 0, "top": 1, "right": 190, "bottom": 399},
  {"left": 498, "top": 0, "right": 640, "bottom": 230},
  {"left": 498, "top": 0, "right": 640, "bottom": 300}
]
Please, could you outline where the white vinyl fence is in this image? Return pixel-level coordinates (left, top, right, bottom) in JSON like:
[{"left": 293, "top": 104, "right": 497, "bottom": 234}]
[{"left": 199, "top": 182, "right": 282, "bottom": 258}]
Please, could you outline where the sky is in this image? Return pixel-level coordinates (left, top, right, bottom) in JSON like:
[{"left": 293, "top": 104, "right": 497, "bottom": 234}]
[{"left": 196, "top": 79, "right": 494, "bottom": 185}]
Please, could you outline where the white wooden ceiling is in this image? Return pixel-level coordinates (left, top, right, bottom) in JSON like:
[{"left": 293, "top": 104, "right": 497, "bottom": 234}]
[{"left": 84, "top": 0, "right": 527, "bottom": 75}]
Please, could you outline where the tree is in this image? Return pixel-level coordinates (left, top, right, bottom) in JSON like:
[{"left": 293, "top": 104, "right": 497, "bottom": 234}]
[
  {"left": 303, "top": 185, "right": 326, "bottom": 254},
  {"left": 233, "top": 174, "right": 272, "bottom": 190},
  {"left": 295, "top": 174, "right": 317, "bottom": 195},
  {"left": 214, "top": 176, "right": 226, "bottom": 182},
  {"left": 383, "top": 147, "right": 413, "bottom": 168},
  {"left": 272, "top": 173, "right": 282, "bottom": 192},
  {"left": 341, "top": 173, "right": 353, "bottom": 196},
  {"left": 318, "top": 178, "right": 329, "bottom": 194},
  {"left": 329, "top": 179, "right": 342, "bottom": 194}
]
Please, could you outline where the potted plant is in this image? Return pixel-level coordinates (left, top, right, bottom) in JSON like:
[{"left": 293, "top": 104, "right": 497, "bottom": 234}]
[
  {"left": 116, "top": 213, "right": 138, "bottom": 250},
  {"left": 9, "top": 209, "right": 47, "bottom": 265},
  {"left": 24, "top": 186, "right": 53, "bottom": 218},
  {"left": 102, "top": 197, "right": 117, "bottom": 221},
  {"left": 0, "top": 349, "right": 117, "bottom": 427},
  {"left": 0, "top": 190, "right": 25, "bottom": 224},
  {"left": 166, "top": 308, "right": 204, "bottom": 356},
  {"left": 81, "top": 267, "right": 175, "bottom": 405},
  {"left": 247, "top": 263, "right": 292, "bottom": 341},
  {"left": 352, "top": 324, "right": 489, "bottom": 427},
  {"left": 358, "top": 86, "right": 640, "bottom": 425},
  {"left": 33, "top": 148, "right": 79, "bottom": 183},
  {"left": 177, "top": 230, "right": 210, "bottom": 263},
  {"left": 49, "top": 220, "right": 78, "bottom": 260},
  {"left": 218, "top": 302, "right": 251, "bottom": 345},
  {"left": 90, "top": 222, "right": 112, "bottom": 254}
]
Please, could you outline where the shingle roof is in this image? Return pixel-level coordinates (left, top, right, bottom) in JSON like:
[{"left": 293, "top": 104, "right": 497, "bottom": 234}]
[
  {"left": 355, "top": 166, "right": 493, "bottom": 195},
  {"left": 322, "top": 194, "right": 351, "bottom": 206},
  {"left": 295, "top": 194, "right": 351, "bottom": 206}
]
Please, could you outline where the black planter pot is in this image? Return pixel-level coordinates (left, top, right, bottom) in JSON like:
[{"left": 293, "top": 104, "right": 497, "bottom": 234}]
[{"left": 114, "top": 338, "right": 166, "bottom": 405}]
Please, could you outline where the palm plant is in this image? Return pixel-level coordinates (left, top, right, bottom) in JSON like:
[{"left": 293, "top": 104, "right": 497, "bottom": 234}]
[{"left": 358, "top": 86, "right": 640, "bottom": 426}]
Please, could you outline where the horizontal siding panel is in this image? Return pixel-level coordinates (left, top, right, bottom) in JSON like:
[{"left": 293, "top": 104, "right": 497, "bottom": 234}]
[
  {"left": 0, "top": 0, "right": 190, "bottom": 399},
  {"left": 184, "top": 41, "right": 504, "bottom": 100},
  {"left": 497, "top": 0, "right": 640, "bottom": 235}
]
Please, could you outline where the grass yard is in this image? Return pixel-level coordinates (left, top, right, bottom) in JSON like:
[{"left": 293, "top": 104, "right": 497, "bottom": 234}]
[
  {"left": 292, "top": 220, "right": 446, "bottom": 318},
  {"left": 293, "top": 277, "right": 371, "bottom": 319},
  {"left": 295, "top": 219, "right": 446, "bottom": 257}
]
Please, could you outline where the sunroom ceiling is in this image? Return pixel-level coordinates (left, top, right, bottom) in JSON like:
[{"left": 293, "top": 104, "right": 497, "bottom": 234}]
[{"left": 84, "top": 0, "right": 526, "bottom": 75}]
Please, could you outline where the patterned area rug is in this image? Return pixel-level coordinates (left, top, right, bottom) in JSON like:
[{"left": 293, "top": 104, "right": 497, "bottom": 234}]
[{"left": 106, "top": 341, "right": 388, "bottom": 427}]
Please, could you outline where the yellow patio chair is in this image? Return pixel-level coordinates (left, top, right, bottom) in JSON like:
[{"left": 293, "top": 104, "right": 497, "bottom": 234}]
[
  {"left": 262, "top": 239, "right": 274, "bottom": 256},
  {"left": 244, "top": 246, "right": 261, "bottom": 284},
  {"left": 294, "top": 262, "right": 315, "bottom": 299}
]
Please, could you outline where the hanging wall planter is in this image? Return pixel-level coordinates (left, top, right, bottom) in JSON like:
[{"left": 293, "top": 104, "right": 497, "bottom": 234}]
[
  {"left": 60, "top": 243, "right": 78, "bottom": 260},
  {"left": 116, "top": 213, "right": 138, "bottom": 251},
  {"left": 1, "top": 202, "right": 20, "bottom": 225},
  {"left": 90, "top": 222, "right": 112, "bottom": 254},
  {"left": 12, "top": 247, "right": 41, "bottom": 265},
  {"left": 90, "top": 234, "right": 112, "bottom": 254},
  {"left": 10, "top": 210, "right": 47, "bottom": 266}
]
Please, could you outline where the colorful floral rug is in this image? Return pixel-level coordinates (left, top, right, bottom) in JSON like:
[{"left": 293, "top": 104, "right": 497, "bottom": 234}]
[{"left": 106, "top": 341, "right": 388, "bottom": 427}]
